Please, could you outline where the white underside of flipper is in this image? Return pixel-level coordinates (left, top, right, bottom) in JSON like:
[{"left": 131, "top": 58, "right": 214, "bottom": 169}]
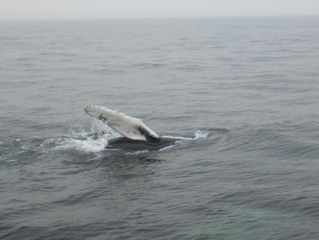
[{"left": 84, "top": 105, "right": 159, "bottom": 141}]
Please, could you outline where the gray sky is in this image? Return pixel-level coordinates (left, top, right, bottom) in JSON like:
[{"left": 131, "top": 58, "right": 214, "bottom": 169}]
[{"left": 0, "top": 0, "right": 318, "bottom": 21}]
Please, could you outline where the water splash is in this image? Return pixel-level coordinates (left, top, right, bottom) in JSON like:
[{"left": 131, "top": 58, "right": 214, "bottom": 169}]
[
  {"left": 54, "top": 136, "right": 109, "bottom": 153},
  {"left": 194, "top": 130, "right": 209, "bottom": 139}
]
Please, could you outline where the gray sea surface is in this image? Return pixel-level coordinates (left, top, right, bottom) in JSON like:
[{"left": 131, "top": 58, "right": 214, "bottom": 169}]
[{"left": 1, "top": 17, "right": 319, "bottom": 239}]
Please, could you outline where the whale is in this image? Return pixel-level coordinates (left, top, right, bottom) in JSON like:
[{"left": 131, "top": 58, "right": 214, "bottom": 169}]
[{"left": 84, "top": 105, "right": 180, "bottom": 151}]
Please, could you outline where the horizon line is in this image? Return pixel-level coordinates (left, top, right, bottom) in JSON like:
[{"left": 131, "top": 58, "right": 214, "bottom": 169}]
[{"left": 1, "top": 14, "right": 318, "bottom": 22}]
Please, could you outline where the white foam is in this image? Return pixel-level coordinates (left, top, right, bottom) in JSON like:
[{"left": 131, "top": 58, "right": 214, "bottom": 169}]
[
  {"left": 66, "top": 137, "right": 108, "bottom": 152},
  {"left": 49, "top": 135, "right": 108, "bottom": 153},
  {"left": 194, "top": 130, "right": 209, "bottom": 139},
  {"left": 158, "top": 144, "right": 176, "bottom": 151},
  {"left": 162, "top": 130, "right": 209, "bottom": 141},
  {"left": 123, "top": 150, "right": 149, "bottom": 155}
]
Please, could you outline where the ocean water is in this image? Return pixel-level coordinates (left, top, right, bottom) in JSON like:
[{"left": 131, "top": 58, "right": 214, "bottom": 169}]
[{"left": 1, "top": 17, "right": 319, "bottom": 239}]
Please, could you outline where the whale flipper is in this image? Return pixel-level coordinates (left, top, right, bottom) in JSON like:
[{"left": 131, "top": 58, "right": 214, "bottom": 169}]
[{"left": 84, "top": 105, "right": 159, "bottom": 141}]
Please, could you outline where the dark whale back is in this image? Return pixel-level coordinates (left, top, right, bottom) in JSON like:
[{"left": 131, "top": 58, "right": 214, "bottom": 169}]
[{"left": 106, "top": 137, "right": 178, "bottom": 151}]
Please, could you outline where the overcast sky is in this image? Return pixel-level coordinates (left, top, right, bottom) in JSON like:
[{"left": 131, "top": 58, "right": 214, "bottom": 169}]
[{"left": 0, "top": 0, "right": 318, "bottom": 21}]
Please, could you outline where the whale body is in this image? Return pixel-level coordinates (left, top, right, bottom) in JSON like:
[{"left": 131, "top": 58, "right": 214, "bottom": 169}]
[
  {"left": 84, "top": 105, "right": 179, "bottom": 151},
  {"left": 107, "top": 137, "right": 178, "bottom": 151}
]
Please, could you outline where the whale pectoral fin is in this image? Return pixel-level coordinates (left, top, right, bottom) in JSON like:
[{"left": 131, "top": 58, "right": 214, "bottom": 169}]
[
  {"left": 137, "top": 125, "right": 160, "bottom": 142},
  {"left": 84, "top": 105, "right": 160, "bottom": 141}
]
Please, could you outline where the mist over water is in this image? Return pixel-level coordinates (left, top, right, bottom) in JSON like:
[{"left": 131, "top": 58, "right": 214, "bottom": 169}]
[{"left": 1, "top": 17, "right": 319, "bottom": 239}]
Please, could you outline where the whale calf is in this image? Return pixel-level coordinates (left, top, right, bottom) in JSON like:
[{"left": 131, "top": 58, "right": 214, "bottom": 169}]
[{"left": 84, "top": 105, "right": 180, "bottom": 151}]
